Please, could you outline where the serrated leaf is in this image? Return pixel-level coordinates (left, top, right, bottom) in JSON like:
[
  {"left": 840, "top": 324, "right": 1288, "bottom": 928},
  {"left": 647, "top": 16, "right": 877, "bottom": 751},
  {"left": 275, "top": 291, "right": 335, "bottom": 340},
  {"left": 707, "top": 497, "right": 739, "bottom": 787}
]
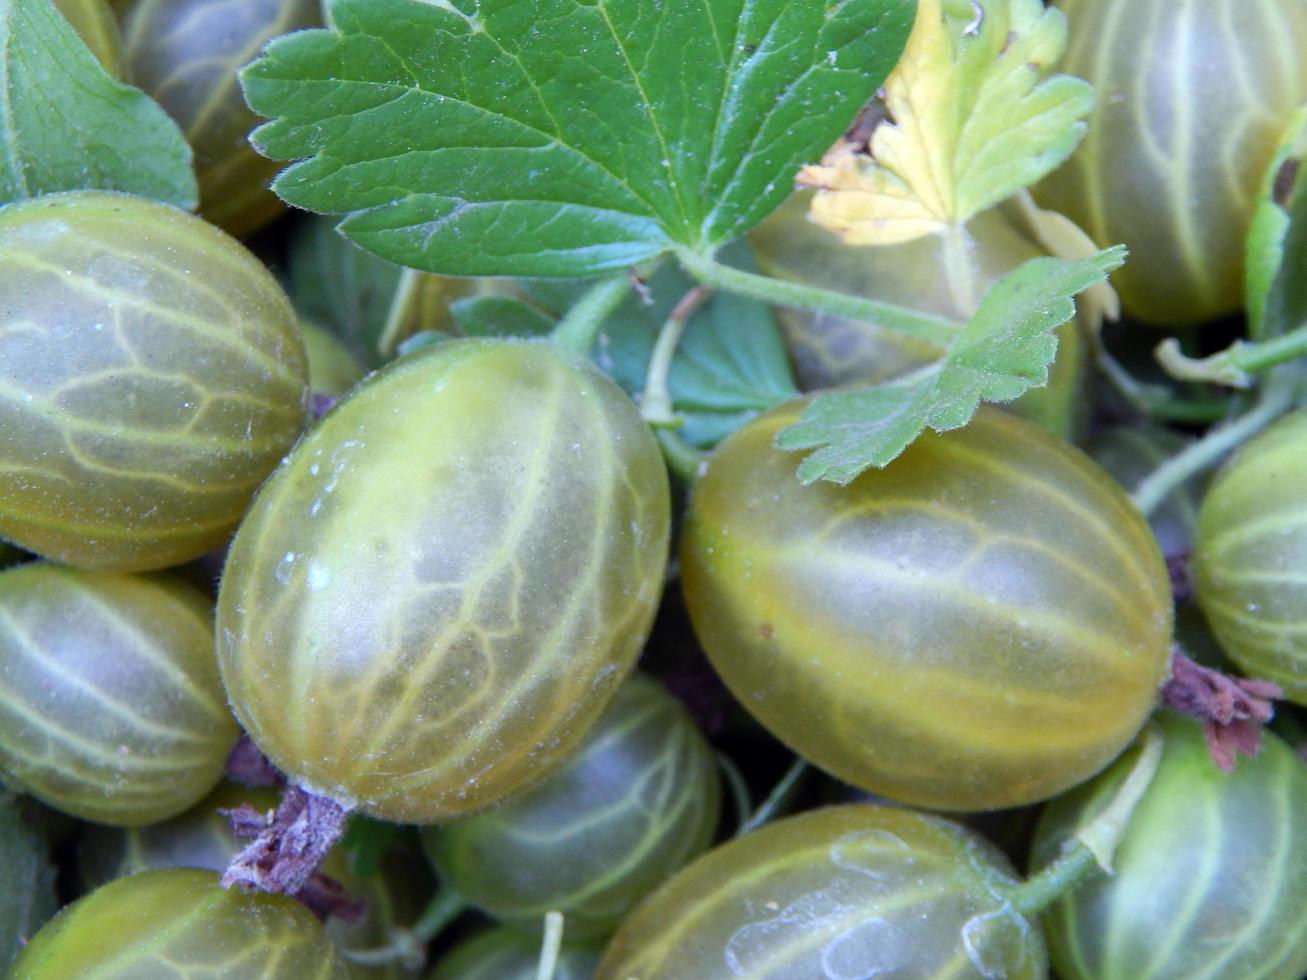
[
  {"left": 241, "top": 0, "right": 915, "bottom": 277},
  {"left": 451, "top": 295, "right": 555, "bottom": 338},
  {"left": 798, "top": 0, "right": 1091, "bottom": 245},
  {"left": 777, "top": 245, "right": 1125, "bottom": 483},
  {"left": 594, "top": 243, "right": 797, "bottom": 447},
  {"left": 0, "top": 0, "right": 197, "bottom": 208}
]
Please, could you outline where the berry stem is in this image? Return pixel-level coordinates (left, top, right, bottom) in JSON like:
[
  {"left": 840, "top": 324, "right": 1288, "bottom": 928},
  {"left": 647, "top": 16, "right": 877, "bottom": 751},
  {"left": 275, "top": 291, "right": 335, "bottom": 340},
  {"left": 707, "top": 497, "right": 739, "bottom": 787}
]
[
  {"left": 535, "top": 911, "right": 566, "bottom": 980},
  {"left": 675, "top": 246, "right": 961, "bottom": 348},
  {"left": 342, "top": 889, "right": 467, "bottom": 970},
  {"left": 549, "top": 273, "right": 633, "bottom": 355},
  {"left": 738, "top": 756, "right": 809, "bottom": 837},
  {"left": 1008, "top": 723, "right": 1164, "bottom": 918},
  {"left": 655, "top": 428, "right": 707, "bottom": 483},
  {"left": 641, "top": 285, "right": 712, "bottom": 426},
  {"left": 716, "top": 751, "right": 753, "bottom": 833}
]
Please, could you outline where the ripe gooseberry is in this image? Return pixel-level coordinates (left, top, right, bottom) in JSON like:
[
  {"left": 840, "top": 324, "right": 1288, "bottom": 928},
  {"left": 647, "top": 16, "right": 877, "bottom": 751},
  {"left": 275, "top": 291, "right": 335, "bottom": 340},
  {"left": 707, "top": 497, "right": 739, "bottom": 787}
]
[
  {"left": 596, "top": 803, "right": 1046, "bottom": 980},
  {"left": 217, "top": 338, "right": 670, "bottom": 823},
  {"left": 0, "top": 563, "right": 237, "bottom": 825},
  {"left": 10, "top": 868, "right": 350, "bottom": 979},
  {"left": 0, "top": 191, "right": 308, "bottom": 571},
  {"left": 1031, "top": 712, "right": 1307, "bottom": 980},
  {"left": 682, "top": 403, "right": 1173, "bottom": 811},
  {"left": 1033, "top": 0, "right": 1307, "bottom": 326},
  {"left": 1193, "top": 408, "right": 1307, "bottom": 704},
  {"left": 122, "top": 0, "right": 322, "bottom": 236},
  {"left": 422, "top": 671, "right": 721, "bottom": 939}
]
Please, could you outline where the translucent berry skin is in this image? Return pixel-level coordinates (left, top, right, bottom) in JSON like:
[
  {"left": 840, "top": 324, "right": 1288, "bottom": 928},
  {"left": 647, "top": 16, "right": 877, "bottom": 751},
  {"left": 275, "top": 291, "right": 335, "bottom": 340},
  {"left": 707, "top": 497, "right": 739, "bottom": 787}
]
[
  {"left": 1193, "top": 409, "right": 1307, "bottom": 704},
  {"left": 0, "top": 563, "right": 237, "bottom": 825},
  {"left": 431, "top": 928, "right": 603, "bottom": 980},
  {"left": 9, "top": 868, "right": 350, "bottom": 979},
  {"left": 217, "top": 338, "right": 670, "bottom": 823},
  {"left": 78, "top": 783, "right": 417, "bottom": 979},
  {"left": 597, "top": 804, "right": 1046, "bottom": 980},
  {"left": 423, "top": 672, "right": 720, "bottom": 940},
  {"left": 1034, "top": 0, "right": 1307, "bottom": 326},
  {"left": 122, "top": 0, "right": 321, "bottom": 237},
  {"left": 0, "top": 191, "right": 308, "bottom": 571},
  {"left": 1032, "top": 713, "right": 1307, "bottom": 980},
  {"left": 682, "top": 404, "right": 1173, "bottom": 811}
]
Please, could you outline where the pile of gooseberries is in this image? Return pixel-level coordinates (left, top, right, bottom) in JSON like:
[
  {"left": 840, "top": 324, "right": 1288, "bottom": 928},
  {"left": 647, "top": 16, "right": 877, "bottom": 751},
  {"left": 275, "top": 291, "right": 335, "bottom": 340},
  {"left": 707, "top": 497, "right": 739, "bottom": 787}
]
[{"left": 6, "top": 0, "right": 1307, "bottom": 978}]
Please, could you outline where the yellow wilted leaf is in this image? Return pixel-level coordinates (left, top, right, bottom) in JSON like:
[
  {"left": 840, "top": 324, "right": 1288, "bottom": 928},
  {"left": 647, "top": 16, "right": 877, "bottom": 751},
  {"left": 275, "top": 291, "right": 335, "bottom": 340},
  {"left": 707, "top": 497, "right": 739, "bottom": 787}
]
[{"left": 798, "top": 0, "right": 1092, "bottom": 246}]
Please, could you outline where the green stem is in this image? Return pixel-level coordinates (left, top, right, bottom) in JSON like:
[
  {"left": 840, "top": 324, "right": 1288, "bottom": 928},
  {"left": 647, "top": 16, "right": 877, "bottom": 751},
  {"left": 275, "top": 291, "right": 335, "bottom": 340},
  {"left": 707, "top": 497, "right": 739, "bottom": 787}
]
[
  {"left": 642, "top": 286, "right": 712, "bottom": 426},
  {"left": 342, "top": 889, "right": 467, "bottom": 969},
  {"left": 716, "top": 752, "right": 753, "bottom": 834},
  {"left": 1157, "top": 324, "right": 1307, "bottom": 387},
  {"left": 1231, "top": 325, "right": 1307, "bottom": 375},
  {"left": 1097, "top": 348, "right": 1231, "bottom": 424},
  {"left": 941, "top": 223, "right": 978, "bottom": 315},
  {"left": 1131, "top": 381, "right": 1295, "bottom": 517},
  {"left": 535, "top": 912, "right": 565, "bottom": 980},
  {"left": 675, "top": 247, "right": 960, "bottom": 348},
  {"left": 738, "top": 756, "right": 808, "bottom": 837},
  {"left": 656, "top": 428, "right": 707, "bottom": 483},
  {"left": 549, "top": 274, "right": 632, "bottom": 355},
  {"left": 1008, "top": 723, "right": 1165, "bottom": 918}
]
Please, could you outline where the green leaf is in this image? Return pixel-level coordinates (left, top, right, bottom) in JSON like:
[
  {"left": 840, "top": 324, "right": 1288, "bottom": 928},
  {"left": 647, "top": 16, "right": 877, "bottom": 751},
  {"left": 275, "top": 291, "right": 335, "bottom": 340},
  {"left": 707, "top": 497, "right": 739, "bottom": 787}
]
[
  {"left": 241, "top": 0, "right": 916, "bottom": 277},
  {"left": 1245, "top": 105, "right": 1307, "bottom": 341},
  {"left": 800, "top": 0, "right": 1091, "bottom": 245},
  {"left": 0, "top": 794, "right": 57, "bottom": 970},
  {"left": 777, "top": 246, "right": 1126, "bottom": 483},
  {"left": 0, "top": 0, "right": 196, "bottom": 208},
  {"left": 594, "top": 243, "right": 797, "bottom": 447},
  {"left": 451, "top": 295, "right": 556, "bottom": 339}
]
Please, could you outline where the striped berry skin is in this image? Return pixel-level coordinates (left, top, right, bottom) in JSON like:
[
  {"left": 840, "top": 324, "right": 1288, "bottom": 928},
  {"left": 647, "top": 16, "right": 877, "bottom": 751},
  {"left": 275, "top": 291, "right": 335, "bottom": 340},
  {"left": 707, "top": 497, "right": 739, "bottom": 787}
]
[
  {"left": 682, "top": 404, "right": 1173, "bottom": 812},
  {"left": 430, "top": 929, "right": 601, "bottom": 980},
  {"left": 217, "top": 338, "right": 670, "bottom": 824},
  {"left": 1032, "top": 713, "right": 1307, "bottom": 980},
  {"left": 423, "top": 672, "right": 721, "bottom": 940},
  {"left": 0, "top": 191, "right": 308, "bottom": 572},
  {"left": 0, "top": 563, "right": 237, "bottom": 826},
  {"left": 122, "top": 0, "right": 321, "bottom": 237},
  {"left": 10, "top": 869, "right": 350, "bottom": 979},
  {"left": 1194, "top": 409, "right": 1307, "bottom": 705},
  {"left": 597, "top": 804, "right": 1046, "bottom": 980},
  {"left": 1033, "top": 0, "right": 1307, "bottom": 327}
]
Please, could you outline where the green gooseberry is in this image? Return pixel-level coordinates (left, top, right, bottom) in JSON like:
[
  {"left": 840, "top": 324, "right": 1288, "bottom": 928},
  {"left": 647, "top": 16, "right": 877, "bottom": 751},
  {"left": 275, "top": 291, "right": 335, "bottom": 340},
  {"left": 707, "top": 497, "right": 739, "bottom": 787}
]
[
  {"left": 1034, "top": 0, "right": 1307, "bottom": 326},
  {"left": 682, "top": 404, "right": 1173, "bottom": 811},
  {"left": 217, "top": 338, "right": 671, "bottom": 823},
  {"left": 301, "top": 321, "right": 367, "bottom": 399},
  {"left": 78, "top": 782, "right": 421, "bottom": 978},
  {"left": 1031, "top": 712, "right": 1307, "bottom": 979},
  {"left": 597, "top": 804, "right": 1046, "bottom": 980},
  {"left": 429, "top": 927, "right": 602, "bottom": 980},
  {"left": 1193, "top": 408, "right": 1307, "bottom": 703},
  {"left": 422, "top": 672, "right": 720, "bottom": 940},
  {"left": 0, "top": 563, "right": 237, "bottom": 825},
  {"left": 122, "top": 0, "right": 322, "bottom": 237},
  {"left": 10, "top": 868, "right": 350, "bottom": 978},
  {"left": 748, "top": 192, "right": 1087, "bottom": 440},
  {"left": 1, "top": 793, "right": 58, "bottom": 972},
  {"left": 53, "top": 0, "right": 123, "bottom": 75},
  {"left": 0, "top": 190, "right": 308, "bottom": 572}
]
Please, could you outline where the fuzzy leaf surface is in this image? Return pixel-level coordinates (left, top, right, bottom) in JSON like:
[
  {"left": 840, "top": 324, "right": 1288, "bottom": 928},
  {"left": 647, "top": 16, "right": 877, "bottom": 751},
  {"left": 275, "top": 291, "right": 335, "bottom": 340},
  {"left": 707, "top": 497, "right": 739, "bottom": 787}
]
[
  {"left": 241, "top": 0, "right": 915, "bottom": 277},
  {"left": 777, "top": 246, "right": 1126, "bottom": 483},
  {"left": 0, "top": 0, "right": 196, "bottom": 207}
]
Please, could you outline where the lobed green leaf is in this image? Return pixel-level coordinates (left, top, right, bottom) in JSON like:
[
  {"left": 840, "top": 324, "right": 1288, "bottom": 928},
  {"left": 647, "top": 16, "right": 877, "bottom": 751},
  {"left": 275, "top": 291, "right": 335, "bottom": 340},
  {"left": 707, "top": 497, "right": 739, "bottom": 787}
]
[
  {"left": 241, "top": 0, "right": 915, "bottom": 277},
  {"left": 0, "top": 0, "right": 196, "bottom": 208},
  {"left": 776, "top": 245, "right": 1125, "bottom": 483}
]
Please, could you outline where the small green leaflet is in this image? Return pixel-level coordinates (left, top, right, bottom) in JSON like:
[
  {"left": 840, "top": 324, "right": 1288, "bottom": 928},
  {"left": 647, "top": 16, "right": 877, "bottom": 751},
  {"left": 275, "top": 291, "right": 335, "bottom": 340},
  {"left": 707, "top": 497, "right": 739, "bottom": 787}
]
[
  {"left": 777, "top": 246, "right": 1126, "bottom": 484},
  {"left": 241, "top": 0, "right": 915, "bottom": 277},
  {"left": 0, "top": 0, "right": 197, "bottom": 208}
]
